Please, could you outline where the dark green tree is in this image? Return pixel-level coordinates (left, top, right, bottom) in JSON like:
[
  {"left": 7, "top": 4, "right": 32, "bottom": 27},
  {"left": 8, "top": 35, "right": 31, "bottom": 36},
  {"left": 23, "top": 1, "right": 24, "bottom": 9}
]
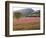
[{"left": 13, "top": 12, "right": 21, "bottom": 18}]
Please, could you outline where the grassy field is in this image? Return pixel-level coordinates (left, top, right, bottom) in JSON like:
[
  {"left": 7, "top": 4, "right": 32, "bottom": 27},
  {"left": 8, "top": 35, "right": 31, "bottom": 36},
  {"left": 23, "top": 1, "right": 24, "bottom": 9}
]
[{"left": 13, "top": 17, "right": 40, "bottom": 31}]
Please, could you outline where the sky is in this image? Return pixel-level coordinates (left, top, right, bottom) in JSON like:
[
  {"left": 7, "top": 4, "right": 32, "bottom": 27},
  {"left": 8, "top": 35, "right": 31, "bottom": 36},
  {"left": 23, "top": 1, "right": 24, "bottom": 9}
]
[{"left": 13, "top": 7, "right": 40, "bottom": 11}]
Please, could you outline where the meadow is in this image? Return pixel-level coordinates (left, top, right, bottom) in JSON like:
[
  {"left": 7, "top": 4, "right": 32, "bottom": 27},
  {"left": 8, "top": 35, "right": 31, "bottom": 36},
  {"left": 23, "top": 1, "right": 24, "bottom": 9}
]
[{"left": 13, "top": 17, "right": 40, "bottom": 31}]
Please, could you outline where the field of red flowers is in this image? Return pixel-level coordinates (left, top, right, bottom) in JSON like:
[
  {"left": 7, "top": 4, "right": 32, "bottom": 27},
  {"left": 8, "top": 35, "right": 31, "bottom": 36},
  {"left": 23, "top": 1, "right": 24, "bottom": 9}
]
[{"left": 13, "top": 17, "right": 40, "bottom": 30}]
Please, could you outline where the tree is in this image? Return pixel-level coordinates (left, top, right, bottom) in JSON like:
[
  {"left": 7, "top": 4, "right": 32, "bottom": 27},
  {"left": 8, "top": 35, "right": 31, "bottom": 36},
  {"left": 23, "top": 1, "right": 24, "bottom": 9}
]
[{"left": 13, "top": 12, "right": 21, "bottom": 19}]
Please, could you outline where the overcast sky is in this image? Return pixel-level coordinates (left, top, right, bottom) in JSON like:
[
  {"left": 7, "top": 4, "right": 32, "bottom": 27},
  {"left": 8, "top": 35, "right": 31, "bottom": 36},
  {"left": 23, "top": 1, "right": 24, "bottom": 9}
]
[{"left": 13, "top": 7, "right": 40, "bottom": 11}]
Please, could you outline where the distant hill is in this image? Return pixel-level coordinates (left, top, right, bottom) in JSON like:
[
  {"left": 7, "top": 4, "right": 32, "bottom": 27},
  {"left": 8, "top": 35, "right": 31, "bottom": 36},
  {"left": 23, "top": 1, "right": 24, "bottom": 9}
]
[
  {"left": 13, "top": 8, "right": 40, "bottom": 17},
  {"left": 27, "top": 10, "right": 40, "bottom": 17},
  {"left": 14, "top": 8, "right": 34, "bottom": 16}
]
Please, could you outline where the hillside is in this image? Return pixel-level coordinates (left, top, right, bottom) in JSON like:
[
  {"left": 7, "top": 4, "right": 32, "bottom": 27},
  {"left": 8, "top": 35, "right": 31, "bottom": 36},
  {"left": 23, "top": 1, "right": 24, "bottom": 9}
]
[{"left": 13, "top": 8, "right": 40, "bottom": 18}]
